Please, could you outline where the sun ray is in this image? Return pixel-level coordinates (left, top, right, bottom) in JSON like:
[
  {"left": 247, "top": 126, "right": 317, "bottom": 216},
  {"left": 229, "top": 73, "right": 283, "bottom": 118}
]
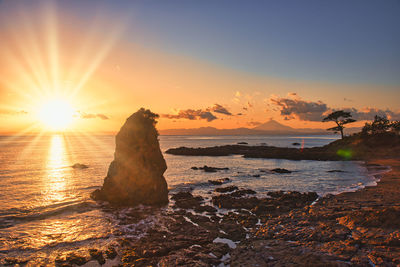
[
  {"left": 69, "top": 23, "right": 125, "bottom": 98},
  {"left": 43, "top": 1, "right": 60, "bottom": 92},
  {"left": 0, "top": 1, "right": 130, "bottom": 135}
]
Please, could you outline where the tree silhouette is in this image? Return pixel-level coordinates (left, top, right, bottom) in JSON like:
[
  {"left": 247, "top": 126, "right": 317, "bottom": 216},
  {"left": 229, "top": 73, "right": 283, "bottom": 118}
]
[
  {"left": 391, "top": 121, "right": 400, "bottom": 135},
  {"left": 362, "top": 116, "right": 400, "bottom": 135},
  {"left": 322, "top": 111, "right": 356, "bottom": 139},
  {"left": 362, "top": 115, "right": 390, "bottom": 135}
]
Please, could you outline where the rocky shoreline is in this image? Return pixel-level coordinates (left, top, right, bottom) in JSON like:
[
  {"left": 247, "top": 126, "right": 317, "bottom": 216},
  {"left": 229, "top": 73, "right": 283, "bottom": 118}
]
[
  {"left": 118, "top": 160, "right": 399, "bottom": 266},
  {"left": 166, "top": 144, "right": 344, "bottom": 161},
  {"left": 166, "top": 133, "right": 400, "bottom": 162},
  {"left": 3, "top": 159, "right": 399, "bottom": 266}
]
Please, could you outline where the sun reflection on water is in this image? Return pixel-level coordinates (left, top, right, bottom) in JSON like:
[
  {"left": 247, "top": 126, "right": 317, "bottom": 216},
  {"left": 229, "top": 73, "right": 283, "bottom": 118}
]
[{"left": 43, "top": 134, "right": 70, "bottom": 204}]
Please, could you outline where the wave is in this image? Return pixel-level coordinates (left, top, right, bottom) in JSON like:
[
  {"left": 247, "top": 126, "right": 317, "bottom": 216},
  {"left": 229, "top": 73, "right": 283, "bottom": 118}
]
[
  {"left": 168, "top": 181, "right": 211, "bottom": 192},
  {"left": 80, "top": 185, "right": 101, "bottom": 190},
  {"left": 0, "top": 201, "right": 96, "bottom": 229}
]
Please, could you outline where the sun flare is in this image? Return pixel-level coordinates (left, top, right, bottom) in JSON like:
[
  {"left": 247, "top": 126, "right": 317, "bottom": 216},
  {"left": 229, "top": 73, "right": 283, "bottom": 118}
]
[{"left": 38, "top": 99, "right": 75, "bottom": 131}]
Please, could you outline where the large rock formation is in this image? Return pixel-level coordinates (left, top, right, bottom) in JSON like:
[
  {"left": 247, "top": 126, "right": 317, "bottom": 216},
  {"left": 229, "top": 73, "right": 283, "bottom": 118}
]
[{"left": 91, "top": 108, "right": 168, "bottom": 206}]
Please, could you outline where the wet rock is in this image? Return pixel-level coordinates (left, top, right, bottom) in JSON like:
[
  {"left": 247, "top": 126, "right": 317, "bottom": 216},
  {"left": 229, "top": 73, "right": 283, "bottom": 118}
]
[
  {"left": 91, "top": 108, "right": 168, "bottom": 206},
  {"left": 192, "top": 165, "right": 229, "bottom": 172},
  {"left": 237, "top": 142, "right": 248, "bottom": 145},
  {"left": 215, "top": 186, "right": 238, "bottom": 193},
  {"left": 71, "top": 163, "right": 89, "bottom": 169},
  {"left": 171, "top": 191, "right": 195, "bottom": 201},
  {"left": 158, "top": 248, "right": 220, "bottom": 266},
  {"left": 105, "top": 246, "right": 118, "bottom": 259},
  {"left": 212, "top": 194, "right": 260, "bottom": 210},
  {"left": 252, "top": 174, "right": 260, "bottom": 177},
  {"left": 338, "top": 207, "right": 400, "bottom": 229},
  {"left": 231, "top": 239, "right": 347, "bottom": 267},
  {"left": 64, "top": 253, "right": 88, "bottom": 266},
  {"left": 3, "top": 257, "right": 29, "bottom": 266},
  {"left": 267, "top": 190, "right": 285, "bottom": 198},
  {"left": 194, "top": 205, "right": 217, "bottom": 213},
  {"left": 270, "top": 168, "right": 292, "bottom": 173},
  {"left": 171, "top": 191, "right": 204, "bottom": 209},
  {"left": 205, "top": 242, "right": 230, "bottom": 258},
  {"left": 208, "top": 178, "right": 230, "bottom": 185},
  {"left": 228, "top": 189, "right": 257, "bottom": 198},
  {"left": 88, "top": 249, "right": 105, "bottom": 265}
]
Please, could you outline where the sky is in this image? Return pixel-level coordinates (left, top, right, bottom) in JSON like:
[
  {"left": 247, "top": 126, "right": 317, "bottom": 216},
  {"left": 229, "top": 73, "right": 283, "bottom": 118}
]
[{"left": 0, "top": 0, "right": 399, "bottom": 133}]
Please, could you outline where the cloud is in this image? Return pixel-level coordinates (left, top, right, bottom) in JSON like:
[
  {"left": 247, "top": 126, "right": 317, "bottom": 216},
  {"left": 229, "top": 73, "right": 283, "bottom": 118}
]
[
  {"left": 96, "top": 113, "right": 110, "bottom": 120},
  {"left": 79, "top": 112, "right": 109, "bottom": 120},
  {"left": 162, "top": 104, "right": 236, "bottom": 122},
  {"left": 247, "top": 121, "right": 262, "bottom": 126},
  {"left": 270, "top": 95, "right": 328, "bottom": 121},
  {"left": 270, "top": 93, "right": 400, "bottom": 122},
  {"left": 343, "top": 107, "right": 400, "bottom": 121},
  {"left": 0, "top": 110, "right": 28, "bottom": 116},
  {"left": 208, "top": 104, "right": 232, "bottom": 116},
  {"left": 162, "top": 109, "right": 217, "bottom": 122}
]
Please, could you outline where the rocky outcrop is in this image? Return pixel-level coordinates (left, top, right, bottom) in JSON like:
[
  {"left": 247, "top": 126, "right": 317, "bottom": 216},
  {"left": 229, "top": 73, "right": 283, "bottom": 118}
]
[
  {"left": 166, "top": 133, "right": 400, "bottom": 161},
  {"left": 71, "top": 163, "right": 89, "bottom": 169},
  {"left": 191, "top": 165, "right": 229, "bottom": 172},
  {"left": 91, "top": 108, "right": 168, "bottom": 206},
  {"left": 208, "top": 178, "right": 230, "bottom": 185},
  {"left": 270, "top": 168, "right": 292, "bottom": 174}
]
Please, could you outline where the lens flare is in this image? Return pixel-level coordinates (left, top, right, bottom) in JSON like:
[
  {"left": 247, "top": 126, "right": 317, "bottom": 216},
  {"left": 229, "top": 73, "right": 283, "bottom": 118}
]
[
  {"left": 38, "top": 98, "right": 75, "bottom": 131},
  {"left": 337, "top": 149, "right": 353, "bottom": 160}
]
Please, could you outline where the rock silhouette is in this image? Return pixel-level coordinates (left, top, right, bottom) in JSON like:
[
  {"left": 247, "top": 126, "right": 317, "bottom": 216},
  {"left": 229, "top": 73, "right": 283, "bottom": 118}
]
[{"left": 91, "top": 108, "right": 168, "bottom": 206}]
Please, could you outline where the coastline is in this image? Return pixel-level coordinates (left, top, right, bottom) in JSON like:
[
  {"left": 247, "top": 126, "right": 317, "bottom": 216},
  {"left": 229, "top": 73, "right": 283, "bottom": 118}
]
[
  {"left": 2, "top": 151, "right": 399, "bottom": 265},
  {"left": 320, "top": 161, "right": 392, "bottom": 198},
  {"left": 111, "top": 158, "right": 400, "bottom": 266},
  {"left": 238, "top": 158, "right": 400, "bottom": 266}
]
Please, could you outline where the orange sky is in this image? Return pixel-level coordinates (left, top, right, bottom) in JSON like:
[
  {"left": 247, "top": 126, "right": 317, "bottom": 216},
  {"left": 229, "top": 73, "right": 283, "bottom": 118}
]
[{"left": 0, "top": 2, "right": 399, "bottom": 134}]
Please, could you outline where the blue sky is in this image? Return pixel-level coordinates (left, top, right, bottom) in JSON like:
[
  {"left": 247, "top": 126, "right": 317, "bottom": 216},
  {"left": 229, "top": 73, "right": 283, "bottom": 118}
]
[{"left": 98, "top": 0, "right": 400, "bottom": 85}]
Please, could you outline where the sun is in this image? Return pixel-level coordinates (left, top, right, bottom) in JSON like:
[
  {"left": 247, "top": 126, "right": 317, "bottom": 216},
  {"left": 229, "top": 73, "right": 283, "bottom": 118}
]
[{"left": 38, "top": 98, "right": 75, "bottom": 131}]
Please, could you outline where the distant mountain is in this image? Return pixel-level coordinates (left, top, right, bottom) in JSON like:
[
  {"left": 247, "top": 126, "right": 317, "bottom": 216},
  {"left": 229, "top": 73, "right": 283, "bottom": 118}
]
[
  {"left": 159, "top": 120, "right": 333, "bottom": 136},
  {"left": 252, "top": 119, "right": 295, "bottom": 132}
]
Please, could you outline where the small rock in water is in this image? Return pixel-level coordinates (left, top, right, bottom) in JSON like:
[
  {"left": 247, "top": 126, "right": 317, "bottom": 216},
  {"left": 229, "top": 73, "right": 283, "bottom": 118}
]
[
  {"left": 327, "top": 169, "right": 345, "bottom": 173},
  {"left": 72, "top": 163, "right": 89, "bottom": 169},
  {"left": 91, "top": 108, "right": 168, "bottom": 206},
  {"left": 292, "top": 142, "right": 301, "bottom": 146},
  {"left": 270, "top": 168, "right": 292, "bottom": 174},
  {"left": 192, "top": 165, "right": 229, "bottom": 173},
  {"left": 208, "top": 178, "right": 230, "bottom": 185},
  {"left": 237, "top": 142, "right": 248, "bottom": 145}
]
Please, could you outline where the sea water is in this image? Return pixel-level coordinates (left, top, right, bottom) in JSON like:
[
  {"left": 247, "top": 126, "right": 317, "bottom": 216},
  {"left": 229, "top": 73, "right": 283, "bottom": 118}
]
[{"left": 0, "top": 134, "right": 378, "bottom": 263}]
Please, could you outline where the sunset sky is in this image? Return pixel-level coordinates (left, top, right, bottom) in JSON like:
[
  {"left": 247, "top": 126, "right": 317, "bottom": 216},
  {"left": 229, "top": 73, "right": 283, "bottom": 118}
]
[{"left": 0, "top": 0, "right": 399, "bottom": 133}]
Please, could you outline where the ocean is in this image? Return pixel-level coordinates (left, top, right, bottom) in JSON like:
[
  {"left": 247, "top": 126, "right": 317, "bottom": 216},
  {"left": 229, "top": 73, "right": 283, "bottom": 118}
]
[{"left": 0, "top": 134, "right": 380, "bottom": 264}]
